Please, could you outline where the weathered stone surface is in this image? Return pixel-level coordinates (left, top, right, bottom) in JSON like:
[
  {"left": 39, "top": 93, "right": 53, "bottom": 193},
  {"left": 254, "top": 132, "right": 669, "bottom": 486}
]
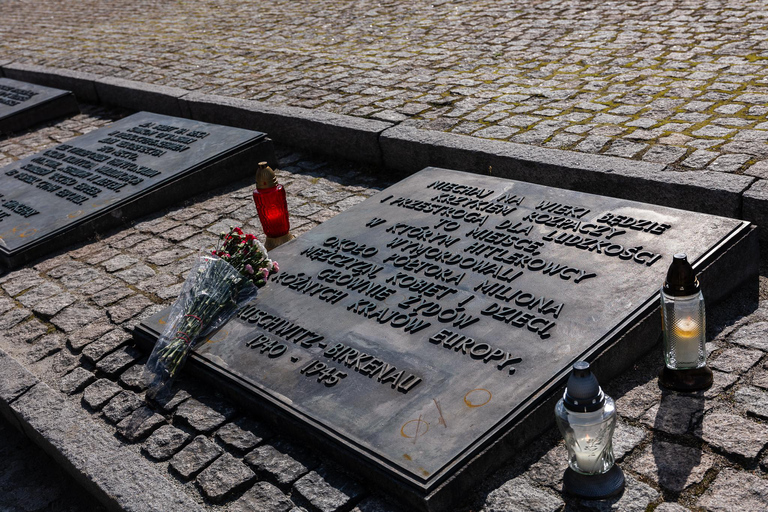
[
  {"left": 216, "top": 417, "right": 273, "bottom": 452},
  {"left": 293, "top": 466, "right": 366, "bottom": 512},
  {"left": 50, "top": 303, "right": 103, "bottom": 332},
  {"left": 229, "top": 481, "right": 293, "bottom": 512},
  {"left": 733, "top": 386, "right": 768, "bottom": 420},
  {"left": 0, "top": 308, "right": 31, "bottom": 330},
  {"left": 196, "top": 452, "right": 255, "bottom": 502},
  {"left": 143, "top": 425, "right": 191, "bottom": 461},
  {"left": 698, "top": 411, "right": 768, "bottom": 461},
  {"left": 32, "top": 292, "right": 77, "bottom": 317},
  {"left": 616, "top": 381, "right": 663, "bottom": 421},
  {"left": 2, "top": 318, "right": 46, "bottom": 345},
  {"left": 106, "top": 294, "right": 154, "bottom": 324},
  {"left": 613, "top": 421, "right": 647, "bottom": 460},
  {"left": 102, "top": 390, "right": 144, "bottom": 423},
  {"left": 25, "top": 334, "right": 62, "bottom": 363},
  {"left": 175, "top": 396, "right": 235, "bottom": 433},
  {"left": 81, "top": 329, "right": 131, "bottom": 363},
  {"left": 119, "top": 364, "right": 149, "bottom": 391},
  {"left": 67, "top": 323, "right": 115, "bottom": 352},
  {"left": 246, "top": 440, "right": 320, "bottom": 486},
  {"left": 527, "top": 444, "right": 568, "bottom": 490},
  {"left": 170, "top": 435, "right": 223, "bottom": 479},
  {"left": 117, "top": 406, "right": 166, "bottom": 442},
  {"left": 0, "top": 349, "right": 38, "bottom": 403},
  {"left": 629, "top": 440, "right": 715, "bottom": 492},
  {"left": 95, "top": 346, "right": 142, "bottom": 377},
  {"left": 91, "top": 285, "right": 134, "bottom": 307},
  {"left": 730, "top": 322, "right": 768, "bottom": 352},
  {"left": 710, "top": 347, "right": 764, "bottom": 374},
  {"left": 82, "top": 378, "right": 122, "bottom": 410},
  {"left": 151, "top": 387, "right": 190, "bottom": 412},
  {"left": 654, "top": 504, "right": 690, "bottom": 512},
  {"left": 640, "top": 393, "right": 706, "bottom": 436},
  {"left": 16, "top": 282, "right": 63, "bottom": 307},
  {"left": 483, "top": 476, "right": 563, "bottom": 512},
  {"left": 697, "top": 468, "right": 768, "bottom": 512},
  {"left": 59, "top": 367, "right": 95, "bottom": 395}
]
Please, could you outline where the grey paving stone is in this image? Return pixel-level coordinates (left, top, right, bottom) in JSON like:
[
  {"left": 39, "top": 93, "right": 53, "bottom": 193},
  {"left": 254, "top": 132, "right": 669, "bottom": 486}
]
[
  {"left": 32, "top": 292, "right": 77, "bottom": 317},
  {"left": 733, "top": 386, "right": 768, "bottom": 420},
  {"left": 707, "top": 154, "right": 751, "bottom": 173},
  {"left": 616, "top": 382, "right": 663, "bottom": 421},
  {"left": 114, "top": 263, "right": 156, "bottom": 284},
  {"left": 697, "top": 468, "right": 768, "bottom": 512},
  {"left": 293, "top": 466, "right": 365, "bottom": 512},
  {"left": 482, "top": 476, "right": 563, "bottom": 512},
  {"left": 0, "top": 308, "right": 31, "bottom": 330},
  {"left": 96, "top": 346, "right": 142, "bottom": 377},
  {"left": 604, "top": 140, "right": 647, "bottom": 158},
  {"left": 25, "top": 334, "right": 63, "bottom": 363},
  {"left": 527, "top": 443, "right": 568, "bottom": 490},
  {"left": 90, "top": 285, "right": 134, "bottom": 307},
  {"left": 628, "top": 440, "right": 715, "bottom": 492},
  {"left": 2, "top": 318, "right": 47, "bottom": 345},
  {"left": 102, "top": 254, "right": 139, "bottom": 273},
  {"left": 229, "top": 481, "right": 293, "bottom": 512},
  {"left": 729, "top": 322, "right": 768, "bottom": 352},
  {"left": 196, "top": 452, "right": 256, "bottom": 502},
  {"left": 245, "top": 440, "right": 320, "bottom": 486},
  {"left": 753, "top": 366, "right": 768, "bottom": 390},
  {"left": 0, "top": 271, "right": 44, "bottom": 296},
  {"left": 16, "top": 282, "right": 63, "bottom": 307},
  {"left": 215, "top": 417, "right": 274, "bottom": 452},
  {"left": 612, "top": 421, "right": 647, "bottom": 460},
  {"left": 151, "top": 387, "right": 190, "bottom": 412},
  {"left": 143, "top": 425, "right": 191, "bottom": 461},
  {"left": 698, "top": 411, "right": 768, "bottom": 462},
  {"left": 119, "top": 364, "right": 150, "bottom": 391},
  {"left": 82, "top": 378, "right": 122, "bottom": 410},
  {"left": 117, "top": 406, "right": 166, "bottom": 442},
  {"left": 101, "top": 389, "right": 143, "bottom": 424},
  {"left": 81, "top": 329, "right": 132, "bottom": 363},
  {"left": 59, "top": 367, "right": 95, "bottom": 395},
  {"left": 654, "top": 504, "right": 690, "bottom": 512},
  {"left": 170, "top": 435, "right": 223, "bottom": 479},
  {"left": 642, "top": 145, "right": 687, "bottom": 164},
  {"left": 640, "top": 393, "right": 706, "bottom": 436},
  {"left": 106, "top": 294, "right": 155, "bottom": 324},
  {"left": 67, "top": 323, "right": 115, "bottom": 352},
  {"left": 710, "top": 347, "right": 763, "bottom": 374},
  {"left": 175, "top": 396, "right": 235, "bottom": 433},
  {"left": 51, "top": 303, "right": 103, "bottom": 332},
  {"left": 0, "top": 349, "right": 39, "bottom": 403}
]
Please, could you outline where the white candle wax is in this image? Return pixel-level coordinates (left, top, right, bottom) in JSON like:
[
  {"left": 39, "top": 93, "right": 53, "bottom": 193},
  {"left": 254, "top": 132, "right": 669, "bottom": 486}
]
[
  {"left": 574, "top": 435, "right": 603, "bottom": 473},
  {"left": 673, "top": 317, "right": 701, "bottom": 365}
]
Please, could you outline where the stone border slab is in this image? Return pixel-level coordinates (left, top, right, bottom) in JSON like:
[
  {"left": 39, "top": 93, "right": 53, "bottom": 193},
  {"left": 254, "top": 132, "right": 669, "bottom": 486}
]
[
  {"left": 0, "top": 62, "right": 765, "bottom": 240},
  {"left": 94, "top": 76, "right": 187, "bottom": 118},
  {"left": 744, "top": 180, "right": 768, "bottom": 241},
  {"left": 182, "top": 92, "right": 392, "bottom": 166},
  {"left": 379, "top": 125, "right": 756, "bottom": 219},
  {"left": 2, "top": 62, "right": 99, "bottom": 104},
  {"left": 0, "top": 347, "right": 204, "bottom": 512}
]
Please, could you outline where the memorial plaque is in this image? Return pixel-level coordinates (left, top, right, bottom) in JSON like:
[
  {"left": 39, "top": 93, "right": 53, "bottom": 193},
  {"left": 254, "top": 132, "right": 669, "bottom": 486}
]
[
  {"left": 136, "top": 168, "right": 756, "bottom": 511},
  {"left": 0, "top": 77, "right": 80, "bottom": 134},
  {"left": 0, "top": 111, "right": 273, "bottom": 268}
]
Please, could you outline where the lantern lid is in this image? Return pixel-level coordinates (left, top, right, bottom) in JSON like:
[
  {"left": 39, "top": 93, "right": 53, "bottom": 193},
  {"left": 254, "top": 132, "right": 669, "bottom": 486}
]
[
  {"left": 255, "top": 161, "right": 278, "bottom": 189},
  {"left": 663, "top": 253, "right": 699, "bottom": 297},
  {"left": 563, "top": 361, "right": 605, "bottom": 413}
]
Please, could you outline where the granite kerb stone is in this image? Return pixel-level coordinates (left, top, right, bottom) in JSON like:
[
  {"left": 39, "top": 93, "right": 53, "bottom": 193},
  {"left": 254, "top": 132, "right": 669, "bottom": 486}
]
[
  {"left": 743, "top": 179, "right": 768, "bottom": 241},
  {"left": 379, "top": 124, "right": 755, "bottom": 219},
  {"left": 1, "top": 352, "right": 204, "bottom": 512},
  {"left": 94, "top": 76, "right": 187, "bottom": 117},
  {"left": 0, "top": 62, "right": 99, "bottom": 104},
  {"left": 182, "top": 91, "right": 392, "bottom": 166}
]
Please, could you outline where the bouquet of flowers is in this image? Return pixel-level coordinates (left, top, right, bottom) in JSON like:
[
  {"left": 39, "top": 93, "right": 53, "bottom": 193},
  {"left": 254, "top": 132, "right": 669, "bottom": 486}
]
[{"left": 144, "top": 227, "right": 278, "bottom": 397}]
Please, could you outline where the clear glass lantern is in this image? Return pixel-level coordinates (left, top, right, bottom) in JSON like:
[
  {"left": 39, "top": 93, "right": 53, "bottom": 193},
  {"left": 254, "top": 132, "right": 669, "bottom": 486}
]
[
  {"left": 555, "top": 361, "right": 624, "bottom": 498},
  {"left": 661, "top": 253, "right": 706, "bottom": 370}
]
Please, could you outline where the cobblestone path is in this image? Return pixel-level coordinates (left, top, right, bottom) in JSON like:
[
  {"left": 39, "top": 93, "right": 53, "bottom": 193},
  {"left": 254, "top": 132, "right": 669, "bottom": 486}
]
[
  {"left": 3, "top": 1, "right": 768, "bottom": 178},
  {"left": 1, "top": 108, "right": 767, "bottom": 511}
]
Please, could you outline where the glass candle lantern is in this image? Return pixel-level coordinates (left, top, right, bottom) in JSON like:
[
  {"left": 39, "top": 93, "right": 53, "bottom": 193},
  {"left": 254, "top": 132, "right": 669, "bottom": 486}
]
[
  {"left": 252, "top": 162, "right": 293, "bottom": 250},
  {"left": 661, "top": 253, "right": 705, "bottom": 370},
  {"left": 555, "top": 361, "right": 624, "bottom": 499}
]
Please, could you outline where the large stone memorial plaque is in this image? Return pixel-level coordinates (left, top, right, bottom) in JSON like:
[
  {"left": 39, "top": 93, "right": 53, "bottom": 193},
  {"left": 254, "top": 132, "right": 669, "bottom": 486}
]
[
  {"left": 0, "top": 111, "right": 273, "bottom": 268},
  {"left": 0, "top": 77, "right": 80, "bottom": 134},
  {"left": 136, "top": 168, "right": 756, "bottom": 510}
]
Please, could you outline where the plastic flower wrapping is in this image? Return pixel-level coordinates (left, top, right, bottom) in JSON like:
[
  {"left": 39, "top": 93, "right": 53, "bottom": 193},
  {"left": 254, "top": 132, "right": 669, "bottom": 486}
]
[{"left": 143, "top": 227, "right": 278, "bottom": 398}]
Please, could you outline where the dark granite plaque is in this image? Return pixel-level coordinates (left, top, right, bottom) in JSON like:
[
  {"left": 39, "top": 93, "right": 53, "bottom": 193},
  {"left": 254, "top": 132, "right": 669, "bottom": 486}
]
[
  {"left": 135, "top": 168, "right": 757, "bottom": 511},
  {"left": 0, "top": 111, "right": 273, "bottom": 268},
  {"left": 0, "top": 77, "right": 80, "bottom": 134}
]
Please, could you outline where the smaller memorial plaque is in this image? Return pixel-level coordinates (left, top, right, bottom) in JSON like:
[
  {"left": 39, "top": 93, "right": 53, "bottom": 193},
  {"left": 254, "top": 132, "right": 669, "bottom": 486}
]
[
  {"left": 0, "top": 78, "right": 80, "bottom": 134},
  {"left": 136, "top": 168, "right": 757, "bottom": 511},
  {"left": 0, "top": 111, "right": 273, "bottom": 268}
]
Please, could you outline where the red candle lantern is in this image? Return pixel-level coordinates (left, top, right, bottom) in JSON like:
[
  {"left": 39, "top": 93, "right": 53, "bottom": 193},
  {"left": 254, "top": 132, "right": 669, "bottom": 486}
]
[{"left": 253, "top": 162, "right": 293, "bottom": 251}]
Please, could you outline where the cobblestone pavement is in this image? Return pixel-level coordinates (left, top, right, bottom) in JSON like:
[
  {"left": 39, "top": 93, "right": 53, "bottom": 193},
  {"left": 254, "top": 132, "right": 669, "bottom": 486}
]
[
  {"left": 1, "top": 109, "right": 768, "bottom": 512},
  {"left": 4, "top": 1, "right": 768, "bottom": 178}
]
